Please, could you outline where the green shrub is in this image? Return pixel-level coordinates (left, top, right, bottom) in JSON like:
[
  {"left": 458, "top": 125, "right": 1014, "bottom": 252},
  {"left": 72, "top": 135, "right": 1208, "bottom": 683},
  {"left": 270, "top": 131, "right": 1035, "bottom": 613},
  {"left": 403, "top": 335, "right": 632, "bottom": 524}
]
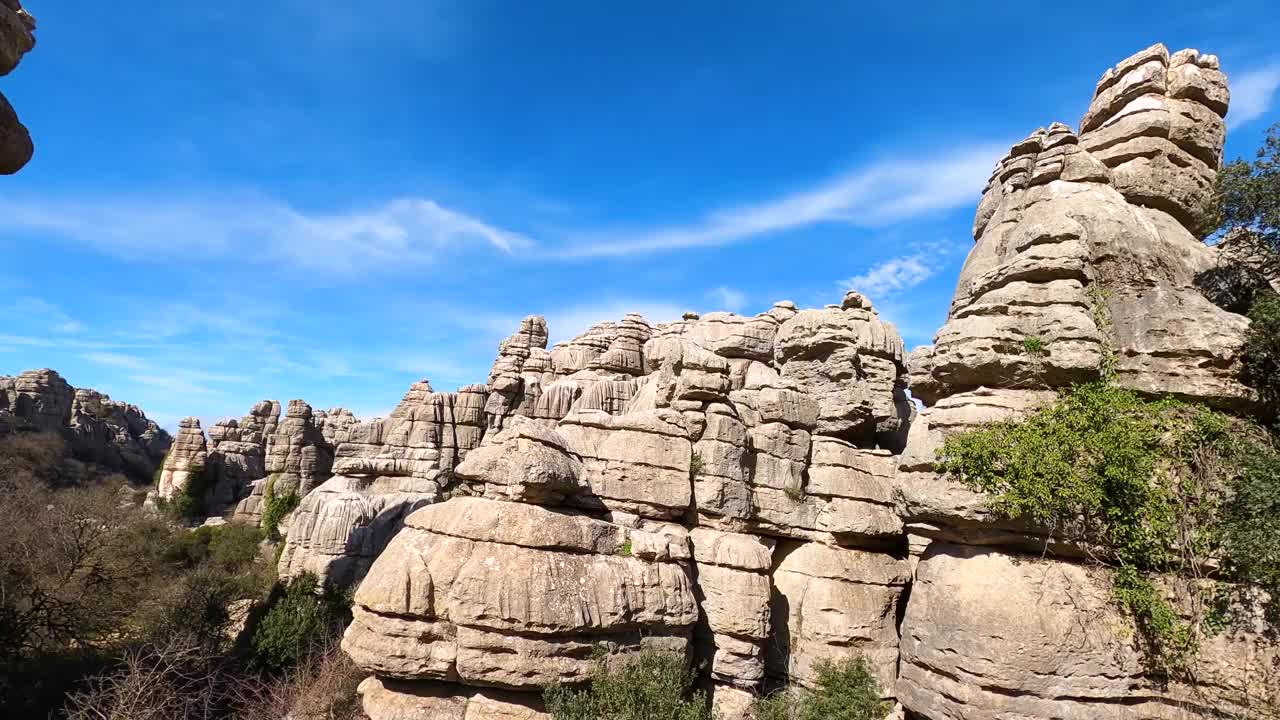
[
  {"left": 937, "top": 381, "right": 1280, "bottom": 675},
  {"left": 1242, "top": 292, "right": 1280, "bottom": 428},
  {"left": 543, "top": 649, "right": 709, "bottom": 720},
  {"left": 162, "top": 463, "right": 209, "bottom": 520},
  {"left": 753, "top": 656, "right": 888, "bottom": 720},
  {"left": 1021, "top": 335, "right": 1046, "bottom": 355},
  {"left": 250, "top": 574, "right": 351, "bottom": 672},
  {"left": 689, "top": 452, "right": 704, "bottom": 480},
  {"left": 261, "top": 475, "right": 301, "bottom": 539},
  {"left": 165, "top": 522, "right": 264, "bottom": 570}
]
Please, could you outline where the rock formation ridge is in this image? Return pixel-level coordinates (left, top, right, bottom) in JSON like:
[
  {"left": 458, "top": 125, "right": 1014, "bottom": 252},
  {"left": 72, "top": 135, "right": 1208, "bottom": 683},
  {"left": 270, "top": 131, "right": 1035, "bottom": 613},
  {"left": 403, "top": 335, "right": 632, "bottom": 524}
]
[{"left": 140, "top": 42, "right": 1279, "bottom": 720}]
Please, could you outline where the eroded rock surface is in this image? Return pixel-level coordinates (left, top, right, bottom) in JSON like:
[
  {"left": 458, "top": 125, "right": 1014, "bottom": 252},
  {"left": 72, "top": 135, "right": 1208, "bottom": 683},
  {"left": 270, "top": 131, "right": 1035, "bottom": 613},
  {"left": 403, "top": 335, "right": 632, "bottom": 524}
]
[
  {"left": 0, "top": 0, "right": 33, "bottom": 174},
  {"left": 0, "top": 369, "right": 171, "bottom": 482},
  {"left": 134, "top": 40, "right": 1276, "bottom": 720}
]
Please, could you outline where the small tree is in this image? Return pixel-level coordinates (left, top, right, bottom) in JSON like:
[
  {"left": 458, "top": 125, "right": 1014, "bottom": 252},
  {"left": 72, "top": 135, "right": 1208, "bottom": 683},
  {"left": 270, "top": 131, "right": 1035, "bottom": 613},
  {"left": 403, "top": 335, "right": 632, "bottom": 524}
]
[
  {"left": 1217, "top": 122, "right": 1280, "bottom": 256},
  {"left": 250, "top": 573, "right": 351, "bottom": 672},
  {"left": 1241, "top": 293, "right": 1280, "bottom": 428},
  {"left": 753, "top": 656, "right": 889, "bottom": 720}
]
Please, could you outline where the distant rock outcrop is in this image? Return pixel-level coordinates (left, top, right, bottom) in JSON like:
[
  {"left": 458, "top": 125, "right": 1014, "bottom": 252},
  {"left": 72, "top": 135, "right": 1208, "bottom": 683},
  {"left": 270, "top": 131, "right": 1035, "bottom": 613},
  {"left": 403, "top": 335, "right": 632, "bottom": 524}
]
[
  {"left": 0, "top": 369, "right": 172, "bottom": 481},
  {"left": 0, "top": 0, "right": 35, "bottom": 174}
]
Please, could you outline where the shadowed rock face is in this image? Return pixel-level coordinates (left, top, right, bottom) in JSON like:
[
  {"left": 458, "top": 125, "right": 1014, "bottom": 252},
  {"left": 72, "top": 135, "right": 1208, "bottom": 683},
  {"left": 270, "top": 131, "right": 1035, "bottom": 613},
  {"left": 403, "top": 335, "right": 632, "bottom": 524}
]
[
  {"left": 0, "top": 369, "right": 171, "bottom": 482},
  {"left": 0, "top": 0, "right": 34, "bottom": 174}
]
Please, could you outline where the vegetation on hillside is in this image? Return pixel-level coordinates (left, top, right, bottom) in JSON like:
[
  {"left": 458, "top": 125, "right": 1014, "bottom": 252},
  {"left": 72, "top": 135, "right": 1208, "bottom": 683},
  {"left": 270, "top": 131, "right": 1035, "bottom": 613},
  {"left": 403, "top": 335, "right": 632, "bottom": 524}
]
[
  {"left": 261, "top": 474, "right": 301, "bottom": 539},
  {"left": 938, "top": 382, "right": 1280, "bottom": 676},
  {"left": 0, "top": 431, "right": 359, "bottom": 718},
  {"left": 1217, "top": 122, "right": 1280, "bottom": 257}
]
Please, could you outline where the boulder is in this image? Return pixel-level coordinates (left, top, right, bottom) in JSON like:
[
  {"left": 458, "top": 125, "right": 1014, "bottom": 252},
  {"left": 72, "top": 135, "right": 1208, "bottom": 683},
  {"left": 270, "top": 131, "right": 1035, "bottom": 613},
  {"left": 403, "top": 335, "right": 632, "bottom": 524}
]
[{"left": 898, "top": 543, "right": 1280, "bottom": 720}]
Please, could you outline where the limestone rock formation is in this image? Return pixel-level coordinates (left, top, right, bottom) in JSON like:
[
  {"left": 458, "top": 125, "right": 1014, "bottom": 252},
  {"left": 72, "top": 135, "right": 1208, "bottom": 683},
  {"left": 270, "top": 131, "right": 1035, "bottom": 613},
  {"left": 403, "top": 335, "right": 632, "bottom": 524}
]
[
  {"left": 0, "top": 0, "right": 34, "bottom": 174},
  {"left": 893, "top": 44, "right": 1276, "bottom": 720},
  {"left": 0, "top": 369, "right": 171, "bottom": 481},
  {"left": 898, "top": 544, "right": 1279, "bottom": 719},
  {"left": 143, "top": 41, "right": 1275, "bottom": 720},
  {"left": 341, "top": 295, "right": 914, "bottom": 718},
  {"left": 154, "top": 417, "right": 207, "bottom": 501}
]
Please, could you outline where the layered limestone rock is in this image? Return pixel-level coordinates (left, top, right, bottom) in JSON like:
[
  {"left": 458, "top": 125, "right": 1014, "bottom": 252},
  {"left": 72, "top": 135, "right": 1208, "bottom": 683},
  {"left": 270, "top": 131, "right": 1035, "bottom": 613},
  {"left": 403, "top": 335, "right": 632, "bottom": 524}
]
[
  {"left": 265, "top": 399, "right": 334, "bottom": 496},
  {"left": 341, "top": 295, "right": 916, "bottom": 718},
  {"left": 916, "top": 43, "right": 1249, "bottom": 410},
  {"left": 342, "top": 497, "right": 698, "bottom": 711},
  {"left": 893, "top": 44, "right": 1277, "bottom": 720},
  {"left": 899, "top": 544, "right": 1279, "bottom": 720},
  {"left": 277, "top": 475, "right": 433, "bottom": 588},
  {"left": 0, "top": 369, "right": 171, "bottom": 481},
  {"left": 0, "top": 0, "right": 34, "bottom": 174},
  {"left": 155, "top": 417, "right": 208, "bottom": 500}
]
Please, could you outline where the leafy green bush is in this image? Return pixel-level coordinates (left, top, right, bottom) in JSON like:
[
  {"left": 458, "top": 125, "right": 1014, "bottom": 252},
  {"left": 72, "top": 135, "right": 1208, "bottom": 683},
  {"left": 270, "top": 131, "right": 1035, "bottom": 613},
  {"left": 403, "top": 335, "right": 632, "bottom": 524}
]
[
  {"left": 250, "top": 573, "right": 351, "bottom": 672},
  {"left": 689, "top": 451, "right": 704, "bottom": 480},
  {"left": 261, "top": 475, "right": 301, "bottom": 539},
  {"left": 543, "top": 649, "right": 709, "bottom": 720},
  {"left": 1242, "top": 292, "right": 1280, "bottom": 428},
  {"left": 753, "top": 656, "right": 888, "bottom": 720},
  {"left": 161, "top": 463, "right": 209, "bottom": 520},
  {"left": 1216, "top": 122, "right": 1280, "bottom": 254},
  {"left": 937, "top": 381, "right": 1280, "bottom": 674}
]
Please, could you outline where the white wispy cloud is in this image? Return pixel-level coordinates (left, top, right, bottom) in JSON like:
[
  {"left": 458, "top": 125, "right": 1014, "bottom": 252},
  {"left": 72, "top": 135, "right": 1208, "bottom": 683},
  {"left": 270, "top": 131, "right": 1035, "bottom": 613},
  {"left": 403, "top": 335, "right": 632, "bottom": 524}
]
[
  {"left": 1228, "top": 64, "right": 1280, "bottom": 130},
  {"left": 841, "top": 240, "right": 965, "bottom": 303},
  {"left": 0, "top": 194, "right": 533, "bottom": 275},
  {"left": 84, "top": 352, "right": 150, "bottom": 371},
  {"left": 555, "top": 143, "right": 1008, "bottom": 259},
  {"left": 844, "top": 256, "right": 937, "bottom": 298},
  {"left": 4, "top": 297, "right": 86, "bottom": 334},
  {"left": 707, "top": 287, "right": 748, "bottom": 313}
]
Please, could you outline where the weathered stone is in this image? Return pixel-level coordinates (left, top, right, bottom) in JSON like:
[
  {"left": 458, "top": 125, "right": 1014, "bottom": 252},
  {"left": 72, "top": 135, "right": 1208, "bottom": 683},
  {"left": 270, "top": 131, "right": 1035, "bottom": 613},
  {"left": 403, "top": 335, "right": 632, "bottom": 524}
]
[
  {"left": 774, "top": 304, "right": 910, "bottom": 447},
  {"left": 277, "top": 475, "right": 432, "bottom": 589},
  {"left": 557, "top": 408, "right": 692, "bottom": 519},
  {"left": 155, "top": 417, "right": 208, "bottom": 501},
  {"left": 358, "top": 676, "right": 548, "bottom": 720},
  {"left": 898, "top": 544, "right": 1280, "bottom": 720},
  {"left": 344, "top": 498, "right": 699, "bottom": 690},
  {"left": 768, "top": 542, "right": 909, "bottom": 692}
]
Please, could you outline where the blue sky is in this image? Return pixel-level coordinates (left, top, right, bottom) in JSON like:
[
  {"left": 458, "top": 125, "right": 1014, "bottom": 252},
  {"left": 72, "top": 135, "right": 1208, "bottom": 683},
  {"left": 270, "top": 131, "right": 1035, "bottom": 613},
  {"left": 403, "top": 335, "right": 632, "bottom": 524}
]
[{"left": 2, "top": 1, "right": 1279, "bottom": 429}]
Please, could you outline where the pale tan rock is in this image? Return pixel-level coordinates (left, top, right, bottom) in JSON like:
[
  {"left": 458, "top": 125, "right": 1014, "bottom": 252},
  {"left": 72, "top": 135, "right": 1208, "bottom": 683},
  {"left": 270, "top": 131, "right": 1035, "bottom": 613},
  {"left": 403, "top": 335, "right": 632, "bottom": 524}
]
[
  {"left": 277, "top": 475, "right": 432, "bottom": 588},
  {"left": 454, "top": 418, "right": 583, "bottom": 504},
  {"left": 683, "top": 311, "right": 779, "bottom": 362},
  {"left": 358, "top": 676, "right": 548, "bottom": 720},
  {"left": 155, "top": 417, "right": 208, "bottom": 501},
  {"left": 344, "top": 498, "right": 699, "bottom": 691},
  {"left": 929, "top": 94, "right": 1252, "bottom": 409},
  {"left": 898, "top": 544, "right": 1280, "bottom": 720},
  {"left": 774, "top": 304, "right": 910, "bottom": 447},
  {"left": 557, "top": 408, "right": 693, "bottom": 518},
  {"left": 768, "top": 542, "right": 909, "bottom": 692}
]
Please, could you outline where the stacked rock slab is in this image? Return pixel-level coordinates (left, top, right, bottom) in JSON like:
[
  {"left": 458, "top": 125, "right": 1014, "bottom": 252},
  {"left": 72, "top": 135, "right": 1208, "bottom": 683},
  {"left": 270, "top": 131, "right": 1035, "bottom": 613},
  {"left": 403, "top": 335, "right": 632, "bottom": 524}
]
[
  {"left": 895, "top": 45, "right": 1279, "bottom": 719},
  {"left": 344, "top": 294, "right": 914, "bottom": 718},
  {"left": 0, "top": 369, "right": 171, "bottom": 481},
  {"left": 0, "top": 0, "right": 34, "bottom": 174},
  {"left": 154, "top": 417, "right": 208, "bottom": 501}
]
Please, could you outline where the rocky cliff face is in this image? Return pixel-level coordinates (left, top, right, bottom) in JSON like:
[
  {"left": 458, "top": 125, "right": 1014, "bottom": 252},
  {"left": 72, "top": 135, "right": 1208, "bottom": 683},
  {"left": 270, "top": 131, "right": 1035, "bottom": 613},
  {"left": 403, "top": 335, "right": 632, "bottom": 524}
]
[
  {"left": 896, "top": 44, "right": 1279, "bottom": 719},
  {"left": 0, "top": 369, "right": 172, "bottom": 481},
  {"left": 0, "top": 0, "right": 34, "bottom": 174},
  {"left": 139, "top": 42, "right": 1275, "bottom": 720}
]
